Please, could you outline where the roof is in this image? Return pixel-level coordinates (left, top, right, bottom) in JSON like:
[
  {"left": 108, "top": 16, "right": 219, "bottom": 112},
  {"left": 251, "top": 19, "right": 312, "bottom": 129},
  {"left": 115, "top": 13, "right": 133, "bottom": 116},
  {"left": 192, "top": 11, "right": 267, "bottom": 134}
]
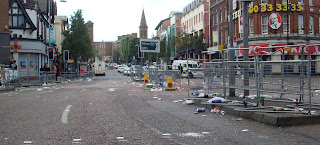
[
  {"left": 32, "top": 0, "right": 47, "bottom": 12},
  {"left": 86, "top": 20, "right": 94, "bottom": 25},
  {"left": 155, "top": 18, "right": 170, "bottom": 30}
]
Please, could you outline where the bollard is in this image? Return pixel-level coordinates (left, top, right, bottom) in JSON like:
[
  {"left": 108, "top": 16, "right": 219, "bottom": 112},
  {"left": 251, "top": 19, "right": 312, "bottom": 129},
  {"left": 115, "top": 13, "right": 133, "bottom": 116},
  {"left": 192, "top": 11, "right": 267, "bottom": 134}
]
[{"left": 165, "top": 77, "right": 175, "bottom": 91}]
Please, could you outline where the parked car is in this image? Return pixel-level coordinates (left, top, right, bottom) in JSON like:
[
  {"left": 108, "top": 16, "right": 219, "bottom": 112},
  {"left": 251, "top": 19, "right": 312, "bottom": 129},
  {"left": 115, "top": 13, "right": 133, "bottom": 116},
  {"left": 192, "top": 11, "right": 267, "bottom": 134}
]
[
  {"left": 118, "top": 65, "right": 127, "bottom": 73},
  {"left": 123, "top": 67, "right": 131, "bottom": 76}
]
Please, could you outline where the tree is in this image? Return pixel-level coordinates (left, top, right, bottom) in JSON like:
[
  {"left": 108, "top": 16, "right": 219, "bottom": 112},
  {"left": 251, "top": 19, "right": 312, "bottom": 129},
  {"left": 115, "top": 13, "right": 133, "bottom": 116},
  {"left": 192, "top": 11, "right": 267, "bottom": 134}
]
[
  {"left": 113, "top": 46, "right": 121, "bottom": 64},
  {"left": 120, "top": 36, "right": 139, "bottom": 63},
  {"left": 62, "top": 10, "right": 95, "bottom": 64}
]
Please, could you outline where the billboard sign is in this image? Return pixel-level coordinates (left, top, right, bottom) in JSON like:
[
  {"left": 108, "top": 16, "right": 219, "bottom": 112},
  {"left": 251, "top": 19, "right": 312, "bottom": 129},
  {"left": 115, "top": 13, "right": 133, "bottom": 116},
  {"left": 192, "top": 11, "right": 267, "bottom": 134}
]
[
  {"left": 140, "top": 39, "right": 160, "bottom": 53},
  {"left": 46, "top": 28, "right": 56, "bottom": 43}
]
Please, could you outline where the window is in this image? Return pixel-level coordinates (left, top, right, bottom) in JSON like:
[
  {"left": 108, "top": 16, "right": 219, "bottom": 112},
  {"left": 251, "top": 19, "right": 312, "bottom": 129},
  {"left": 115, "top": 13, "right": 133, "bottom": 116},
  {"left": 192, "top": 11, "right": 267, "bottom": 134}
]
[
  {"left": 8, "top": 3, "right": 25, "bottom": 28},
  {"left": 282, "top": 0, "right": 290, "bottom": 3},
  {"left": 261, "top": 15, "right": 268, "bottom": 34},
  {"left": 309, "top": 0, "right": 313, "bottom": 6},
  {"left": 212, "top": 15, "right": 215, "bottom": 25},
  {"left": 249, "top": 17, "right": 254, "bottom": 35},
  {"left": 298, "top": 0, "right": 303, "bottom": 4},
  {"left": 319, "top": 18, "right": 320, "bottom": 34},
  {"left": 249, "top": 2, "right": 253, "bottom": 6},
  {"left": 298, "top": 15, "right": 304, "bottom": 34},
  {"left": 309, "top": 16, "right": 314, "bottom": 35},
  {"left": 220, "top": 12, "right": 222, "bottom": 23},
  {"left": 225, "top": 9, "right": 227, "bottom": 22},
  {"left": 283, "top": 15, "right": 290, "bottom": 34},
  {"left": 261, "top": 0, "right": 267, "bottom": 4},
  {"left": 196, "top": 15, "right": 197, "bottom": 24}
]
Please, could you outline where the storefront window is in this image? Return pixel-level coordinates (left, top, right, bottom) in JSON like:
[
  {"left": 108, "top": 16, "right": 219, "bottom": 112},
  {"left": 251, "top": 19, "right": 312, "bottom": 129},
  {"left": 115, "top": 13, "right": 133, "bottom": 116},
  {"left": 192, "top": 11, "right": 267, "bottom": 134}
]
[{"left": 261, "top": 0, "right": 267, "bottom": 4}]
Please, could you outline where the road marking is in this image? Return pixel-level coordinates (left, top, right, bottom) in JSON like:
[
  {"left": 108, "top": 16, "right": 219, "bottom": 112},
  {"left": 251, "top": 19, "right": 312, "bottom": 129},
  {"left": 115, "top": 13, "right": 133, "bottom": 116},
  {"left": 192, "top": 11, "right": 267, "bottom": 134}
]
[
  {"left": 80, "top": 89, "right": 87, "bottom": 93},
  {"left": 62, "top": 105, "right": 72, "bottom": 123},
  {"left": 108, "top": 88, "right": 115, "bottom": 92}
]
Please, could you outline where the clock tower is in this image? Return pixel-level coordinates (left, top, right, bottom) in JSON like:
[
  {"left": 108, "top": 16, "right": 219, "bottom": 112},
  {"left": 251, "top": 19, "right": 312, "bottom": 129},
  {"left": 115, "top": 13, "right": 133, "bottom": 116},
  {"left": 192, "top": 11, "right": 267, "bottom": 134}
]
[{"left": 139, "top": 10, "right": 148, "bottom": 39}]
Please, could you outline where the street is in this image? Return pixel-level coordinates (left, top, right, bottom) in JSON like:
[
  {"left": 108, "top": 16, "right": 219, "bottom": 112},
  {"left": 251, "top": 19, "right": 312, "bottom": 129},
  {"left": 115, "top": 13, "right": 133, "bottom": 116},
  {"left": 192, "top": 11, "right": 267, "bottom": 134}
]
[{"left": 0, "top": 69, "right": 319, "bottom": 145}]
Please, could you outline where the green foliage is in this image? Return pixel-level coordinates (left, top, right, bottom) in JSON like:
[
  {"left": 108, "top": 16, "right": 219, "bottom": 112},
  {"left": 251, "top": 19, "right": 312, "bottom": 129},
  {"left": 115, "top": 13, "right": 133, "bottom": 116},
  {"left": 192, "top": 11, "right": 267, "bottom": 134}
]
[
  {"left": 62, "top": 10, "right": 95, "bottom": 62},
  {"left": 179, "top": 32, "right": 206, "bottom": 55},
  {"left": 113, "top": 46, "right": 121, "bottom": 63},
  {"left": 120, "top": 36, "right": 139, "bottom": 63}
]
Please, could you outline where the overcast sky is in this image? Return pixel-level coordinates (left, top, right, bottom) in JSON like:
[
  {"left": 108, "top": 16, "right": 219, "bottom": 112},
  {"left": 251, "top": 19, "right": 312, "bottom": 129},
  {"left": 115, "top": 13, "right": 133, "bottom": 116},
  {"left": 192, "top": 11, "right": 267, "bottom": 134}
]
[{"left": 56, "top": 0, "right": 191, "bottom": 42}]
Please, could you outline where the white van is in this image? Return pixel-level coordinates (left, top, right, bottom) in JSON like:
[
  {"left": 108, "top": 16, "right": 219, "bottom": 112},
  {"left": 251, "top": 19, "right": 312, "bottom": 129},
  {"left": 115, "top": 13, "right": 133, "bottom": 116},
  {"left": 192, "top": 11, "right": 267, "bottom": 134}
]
[
  {"left": 92, "top": 61, "right": 106, "bottom": 75},
  {"left": 172, "top": 60, "right": 201, "bottom": 78}
]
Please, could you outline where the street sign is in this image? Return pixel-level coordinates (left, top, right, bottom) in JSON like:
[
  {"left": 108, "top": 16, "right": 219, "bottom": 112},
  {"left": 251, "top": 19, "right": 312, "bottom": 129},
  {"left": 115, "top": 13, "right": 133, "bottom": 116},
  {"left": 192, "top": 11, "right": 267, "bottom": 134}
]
[{"left": 140, "top": 39, "right": 160, "bottom": 53}]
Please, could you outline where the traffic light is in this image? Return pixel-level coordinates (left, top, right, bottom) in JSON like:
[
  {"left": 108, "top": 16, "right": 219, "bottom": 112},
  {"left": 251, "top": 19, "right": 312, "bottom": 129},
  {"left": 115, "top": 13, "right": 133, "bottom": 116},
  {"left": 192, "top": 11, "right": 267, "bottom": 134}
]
[
  {"left": 63, "top": 50, "right": 69, "bottom": 61},
  {"left": 48, "top": 48, "right": 54, "bottom": 60}
]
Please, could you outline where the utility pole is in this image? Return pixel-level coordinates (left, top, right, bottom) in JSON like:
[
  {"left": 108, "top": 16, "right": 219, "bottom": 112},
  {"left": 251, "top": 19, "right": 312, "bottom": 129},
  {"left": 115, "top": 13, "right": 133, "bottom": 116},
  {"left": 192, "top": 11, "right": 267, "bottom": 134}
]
[
  {"left": 243, "top": 1, "right": 249, "bottom": 96},
  {"left": 229, "top": 0, "right": 235, "bottom": 97}
]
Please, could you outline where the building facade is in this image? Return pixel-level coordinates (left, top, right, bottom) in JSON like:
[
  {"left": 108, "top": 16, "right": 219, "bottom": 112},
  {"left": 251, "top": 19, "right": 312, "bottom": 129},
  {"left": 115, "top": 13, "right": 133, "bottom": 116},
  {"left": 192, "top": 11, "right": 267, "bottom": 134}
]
[
  {"left": 180, "top": 0, "right": 210, "bottom": 60},
  {"left": 9, "top": 0, "right": 55, "bottom": 77},
  {"left": 0, "top": 0, "right": 10, "bottom": 65},
  {"left": 94, "top": 41, "right": 113, "bottom": 62},
  {"left": 54, "top": 15, "right": 68, "bottom": 54},
  {"left": 210, "top": 0, "right": 320, "bottom": 74}
]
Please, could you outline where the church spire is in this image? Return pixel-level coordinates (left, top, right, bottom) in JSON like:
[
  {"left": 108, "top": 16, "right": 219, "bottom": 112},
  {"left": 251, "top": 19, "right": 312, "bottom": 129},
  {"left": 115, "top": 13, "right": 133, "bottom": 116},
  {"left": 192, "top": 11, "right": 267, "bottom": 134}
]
[
  {"left": 139, "top": 9, "right": 148, "bottom": 28},
  {"left": 139, "top": 9, "right": 148, "bottom": 39}
]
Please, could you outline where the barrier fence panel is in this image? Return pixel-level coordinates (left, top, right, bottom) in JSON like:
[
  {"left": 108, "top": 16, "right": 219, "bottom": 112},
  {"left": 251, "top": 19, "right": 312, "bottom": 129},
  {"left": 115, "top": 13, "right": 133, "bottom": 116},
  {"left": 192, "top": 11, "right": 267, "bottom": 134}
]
[
  {"left": 130, "top": 65, "right": 143, "bottom": 81},
  {"left": 225, "top": 61, "right": 257, "bottom": 91},
  {"left": 147, "top": 69, "right": 181, "bottom": 89},
  {"left": 204, "top": 62, "right": 225, "bottom": 96},
  {"left": 162, "top": 70, "right": 181, "bottom": 89}
]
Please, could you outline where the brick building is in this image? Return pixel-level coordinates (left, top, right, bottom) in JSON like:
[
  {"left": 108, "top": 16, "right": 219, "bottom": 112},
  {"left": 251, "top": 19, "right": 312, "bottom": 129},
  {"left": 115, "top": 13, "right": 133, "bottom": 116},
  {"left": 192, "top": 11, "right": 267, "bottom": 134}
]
[
  {"left": 94, "top": 41, "right": 114, "bottom": 62},
  {"left": 86, "top": 20, "right": 94, "bottom": 48},
  {"left": 0, "top": 0, "right": 10, "bottom": 64},
  {"left": 210, "top": 0, "right": 320, "bottom": 73}
]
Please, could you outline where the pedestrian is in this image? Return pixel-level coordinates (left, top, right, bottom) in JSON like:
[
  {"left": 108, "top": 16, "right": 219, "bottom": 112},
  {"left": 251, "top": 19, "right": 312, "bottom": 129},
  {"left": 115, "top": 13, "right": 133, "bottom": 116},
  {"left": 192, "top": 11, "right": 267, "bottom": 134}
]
[
  {"left": 179, "top": 64, "right": 183, "bottom": 74},
  {"left": 53, "top": 64, "right": 57, "bottom": 81},
  {"left": 44, "top": 63, "right": 50, "bottom": 72},
  {"left": 10, "top": 58, "right": 17, "bottom": 69}
]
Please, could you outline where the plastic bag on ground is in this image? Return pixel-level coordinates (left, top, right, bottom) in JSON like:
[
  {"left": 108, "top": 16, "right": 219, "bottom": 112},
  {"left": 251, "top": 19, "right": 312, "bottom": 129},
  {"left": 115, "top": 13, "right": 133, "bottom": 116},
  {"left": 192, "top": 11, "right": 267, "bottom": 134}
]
[{"left": 207, "top": 97, "right": 227, "bottom": 103}]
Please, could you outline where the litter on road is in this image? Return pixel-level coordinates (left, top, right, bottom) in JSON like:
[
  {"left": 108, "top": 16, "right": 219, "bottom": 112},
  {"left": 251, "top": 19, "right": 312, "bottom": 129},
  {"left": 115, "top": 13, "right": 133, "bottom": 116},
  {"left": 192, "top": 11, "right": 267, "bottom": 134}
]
[
  {"left": 236, "top": 118, "right": 243, "bottom": 121},
  {"left": 178, "top": 132, "right": 204, "bottom": 138},
  {"left": 202, "top": 132, "right": 210, "bottom": 135},
  {"left": 162, "top": 133, "right": 171, "bottom": 138},
  {"left": 116, "top": 137, "right": 125, "bottom": 140},
  {"left": 73, "top": 139, "right": 81, "bottom": 142},
  {"left": 23, "top": 141, "right": 32, "bottom": 144},
  {"left": 185, "top": 100, "right": 194, "bottom": 105},
  {"left": 241, "top": 129, "right": 250, "bottom": 132}
]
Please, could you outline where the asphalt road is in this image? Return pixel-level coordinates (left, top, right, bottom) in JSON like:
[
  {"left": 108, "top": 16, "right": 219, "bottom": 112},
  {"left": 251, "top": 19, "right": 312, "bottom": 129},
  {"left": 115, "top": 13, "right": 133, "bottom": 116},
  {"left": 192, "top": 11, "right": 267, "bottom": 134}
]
[{"left": 0, "top": 69, "right": 319, "bottom": 144}]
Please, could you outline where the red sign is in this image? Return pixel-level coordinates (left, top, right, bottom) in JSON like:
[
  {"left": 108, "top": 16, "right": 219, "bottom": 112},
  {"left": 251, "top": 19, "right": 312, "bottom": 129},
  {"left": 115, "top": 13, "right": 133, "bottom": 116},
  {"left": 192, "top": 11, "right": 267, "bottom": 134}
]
[{"left": 237, "top": 43, "right": 320, "bottom": 57}]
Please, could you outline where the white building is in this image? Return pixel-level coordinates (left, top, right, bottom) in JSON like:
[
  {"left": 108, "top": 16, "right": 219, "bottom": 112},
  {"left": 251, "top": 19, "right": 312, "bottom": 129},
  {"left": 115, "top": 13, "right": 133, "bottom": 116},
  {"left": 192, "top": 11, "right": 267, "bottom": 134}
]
[
  {"left": 54, "top": 15, "right": 68, "bottom": 54},
  {"left": 9, "top": 0, "right": 55, "bottom": 77}
]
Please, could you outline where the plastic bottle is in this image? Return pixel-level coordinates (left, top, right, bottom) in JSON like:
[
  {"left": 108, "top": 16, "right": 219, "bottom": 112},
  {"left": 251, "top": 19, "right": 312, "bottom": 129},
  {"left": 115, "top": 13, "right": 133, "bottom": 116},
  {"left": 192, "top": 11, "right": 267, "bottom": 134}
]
[{"left": 273, "top": 107, "right": 288, "bottom": 111}]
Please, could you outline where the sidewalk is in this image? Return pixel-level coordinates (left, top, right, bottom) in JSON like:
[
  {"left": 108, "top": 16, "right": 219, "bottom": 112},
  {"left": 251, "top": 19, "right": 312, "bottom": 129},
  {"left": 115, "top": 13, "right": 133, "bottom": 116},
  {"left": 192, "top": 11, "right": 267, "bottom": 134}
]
[{"left": 192, "top": 96, "right": 320, "bottom": 126}]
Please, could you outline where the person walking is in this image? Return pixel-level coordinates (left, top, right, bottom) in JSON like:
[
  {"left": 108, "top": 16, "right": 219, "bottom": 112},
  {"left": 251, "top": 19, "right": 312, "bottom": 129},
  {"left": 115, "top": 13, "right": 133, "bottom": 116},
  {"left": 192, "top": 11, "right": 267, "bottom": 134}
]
[{"left": 53, "top": 64, "right": 57, "bottom": 81}]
